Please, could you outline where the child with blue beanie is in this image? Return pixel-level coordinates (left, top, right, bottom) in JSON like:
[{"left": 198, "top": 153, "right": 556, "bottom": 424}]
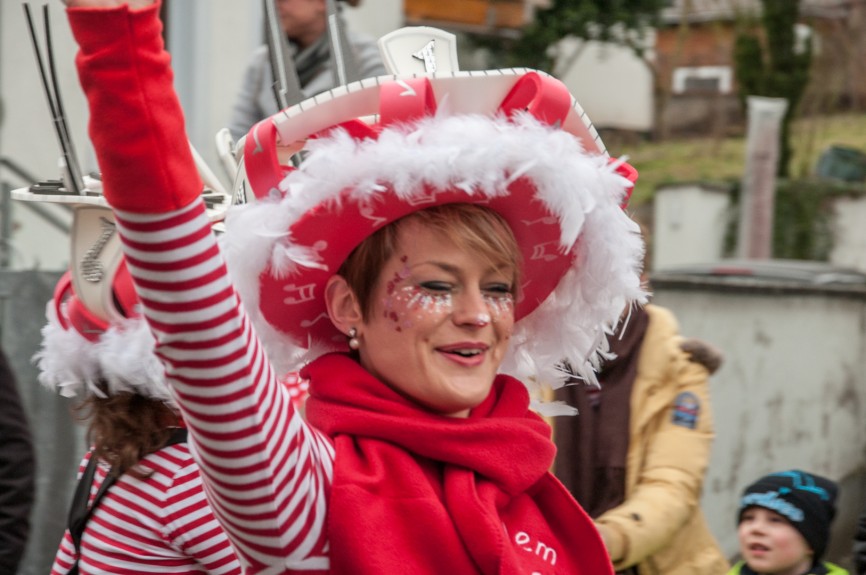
[{"left": 729, "top": 470, "right": 848, "bottom": 575}]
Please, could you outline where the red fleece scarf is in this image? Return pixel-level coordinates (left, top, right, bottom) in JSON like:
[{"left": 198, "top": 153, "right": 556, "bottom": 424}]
[{"left": 303, "top": 353, "right": 613, "bottom": 575}]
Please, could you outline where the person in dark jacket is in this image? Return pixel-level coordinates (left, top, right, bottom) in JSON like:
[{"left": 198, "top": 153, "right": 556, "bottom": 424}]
[
  {"left": 0, "top": 347, "right": 36, "bottom": 574},
  {"left": 854, "top": 505, "right": 866, "bottom": 575}
]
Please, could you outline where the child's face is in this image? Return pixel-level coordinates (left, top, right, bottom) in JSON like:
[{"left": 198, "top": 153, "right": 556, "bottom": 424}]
[{"left": 738, "top": 507, "right": 814, "bottom": 575}]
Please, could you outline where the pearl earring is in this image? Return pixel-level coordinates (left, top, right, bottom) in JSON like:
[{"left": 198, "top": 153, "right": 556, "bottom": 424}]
[{"left": 348, "top": 327, "right": 360, "bottom": 350}]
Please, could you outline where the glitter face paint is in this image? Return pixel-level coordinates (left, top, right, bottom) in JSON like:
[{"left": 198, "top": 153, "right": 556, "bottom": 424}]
[
  {"left": 356, "top": 219, "right": 516, "bottom": 417},
  {"left": 382, "top": 285, "right": 514, "bottom": 333}
]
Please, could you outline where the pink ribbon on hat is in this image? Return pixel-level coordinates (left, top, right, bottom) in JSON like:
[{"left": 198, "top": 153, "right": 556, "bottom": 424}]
[{"left": 52, "top": 261, "right": 139, "bottom": 343}]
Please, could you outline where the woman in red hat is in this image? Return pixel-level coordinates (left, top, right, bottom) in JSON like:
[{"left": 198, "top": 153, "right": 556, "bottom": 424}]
[{"left": 62, "top": 1, "right": 646, "bottom": 573}]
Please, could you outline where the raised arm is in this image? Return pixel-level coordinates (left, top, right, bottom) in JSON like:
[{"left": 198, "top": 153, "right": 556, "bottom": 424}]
[{"left": 64, "top": 1, "right": 333, "bottom": 570}]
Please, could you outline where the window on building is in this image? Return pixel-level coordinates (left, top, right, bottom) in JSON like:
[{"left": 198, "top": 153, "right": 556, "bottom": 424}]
[{"left": 672, "top": 66, "right": 732, "bottom": 94}]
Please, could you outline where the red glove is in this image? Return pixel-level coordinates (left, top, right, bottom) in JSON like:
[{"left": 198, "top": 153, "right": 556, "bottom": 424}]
[{"left": 67, "top": 1, "right": 202, "bottom": 213}]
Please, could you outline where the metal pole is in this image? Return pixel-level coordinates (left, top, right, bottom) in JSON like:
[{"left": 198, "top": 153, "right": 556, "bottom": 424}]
[{"left": 0, "top": 183, "right": 11, "bottom": 269}]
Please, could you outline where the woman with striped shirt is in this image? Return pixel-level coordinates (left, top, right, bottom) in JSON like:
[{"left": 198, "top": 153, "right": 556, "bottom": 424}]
[{"left": 62, "top": 1, "right": 646, "bottom": 573}]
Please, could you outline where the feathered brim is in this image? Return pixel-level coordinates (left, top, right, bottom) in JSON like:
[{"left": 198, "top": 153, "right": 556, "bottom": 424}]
[
  {"left": 34, "top": 293, "right": 172, "bottom": 404},
  {"left": 223, "top": 71, "right": 647, "bottom": 389}
]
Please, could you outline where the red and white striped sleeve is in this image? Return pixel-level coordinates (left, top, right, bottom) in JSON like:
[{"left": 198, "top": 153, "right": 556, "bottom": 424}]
[{"left": 114, "top": 200, "right": 334, "bottom": 573}]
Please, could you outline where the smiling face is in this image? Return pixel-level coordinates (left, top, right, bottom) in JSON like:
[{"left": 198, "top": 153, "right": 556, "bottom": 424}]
[
  {"left": 738, "top": 507, "right": 814, "bottom": 575},
  {"left": 355, "top": 219, "right": 515, "bottom": 416}
]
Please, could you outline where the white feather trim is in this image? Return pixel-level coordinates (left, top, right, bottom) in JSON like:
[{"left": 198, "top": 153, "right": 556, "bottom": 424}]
[
  {"left": 223, "top": 111, "right": 647, "bottom": 393},
  {"left": 96, "top": 316, "right": 172, "bottom": 403},
  {"left": 530, "top": 399, "right": 579, "bottom": 417},
  {"left": 33, "top": 302, "right": 173, "bottom": 405},
  {"left": 34, "top": 303, "right": 103, "bottom": 399}
]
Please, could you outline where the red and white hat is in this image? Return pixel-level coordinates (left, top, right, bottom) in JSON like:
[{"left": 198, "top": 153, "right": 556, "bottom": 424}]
[
  {"left": 13, "top": 184, "right": 170, "bottom": 403},
  {"left": 224, "top": 67, "right": 647, "bottom": 390}
]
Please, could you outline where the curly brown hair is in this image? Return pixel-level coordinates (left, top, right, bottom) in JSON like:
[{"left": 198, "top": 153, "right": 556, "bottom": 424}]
[{"left": 75, "top": 390, "right": 179, "bottom": 479}]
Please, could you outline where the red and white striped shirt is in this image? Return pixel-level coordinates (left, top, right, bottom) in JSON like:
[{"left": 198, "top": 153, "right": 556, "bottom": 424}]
[
  {"left": 114, "top": 201, "right": 335, "bottom": 574},
  {"left": 51, "top": 443, "right": 242, "bottom": 575}
]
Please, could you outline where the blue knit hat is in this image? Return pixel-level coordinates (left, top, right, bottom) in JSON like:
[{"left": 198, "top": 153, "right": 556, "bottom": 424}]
[{"left": 738, "top": 470, "right": 838, "bottom": 560}]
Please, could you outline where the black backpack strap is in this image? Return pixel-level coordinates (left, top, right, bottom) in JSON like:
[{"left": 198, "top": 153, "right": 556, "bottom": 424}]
[
  {"left": 164, "top": 427, "right": 188, "bottom": 447},
  {"left": 66, "top": 452, "right": 117, "bottom": 575},
  {"left": 66, "top": 428, "right": 188, "bottom": 573}
]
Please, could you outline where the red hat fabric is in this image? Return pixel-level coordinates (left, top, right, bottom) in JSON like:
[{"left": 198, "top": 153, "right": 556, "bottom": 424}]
[{"left": 223, "top": 70, "right": 647, "bottom": 393}]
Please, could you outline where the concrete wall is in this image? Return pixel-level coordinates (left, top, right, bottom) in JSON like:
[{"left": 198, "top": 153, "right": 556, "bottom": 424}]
[
  {"left": 651, "top": 182, "right": 733, "bottom": 271},
  {"left": 651, "top": 278, "right": 866, "bottom": 563},
  {"left": 653, "top": 182, "right": 866, "bottom": 274},
  {"left": 830, "top": 195, "right": 866, "bottom": 272}
]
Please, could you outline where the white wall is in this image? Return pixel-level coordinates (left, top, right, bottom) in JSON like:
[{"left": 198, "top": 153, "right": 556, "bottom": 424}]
[
  {"left": 5, "top": 205, "right": 71, "bottom": 270},
  {"left": 830, "top": 195, "right": 866, "bottom": 272},
  {"left": 0, "top": 2, "right": 82, "bottom": 270},
  {"left": 652, "top": 282, "right": 866, "bottom": 560},
  {"left": 0, "top": 3, "right": 87, "bottom": 180},
  {"left": 556, "top": 36, "right": 655, "bottom": 133},
  {"left": 344, "top": 0, "right": 405, "bottom": 44},
  {"left": 652, "top": 183, "right": 866, "bottom": 275},
  {"left": 168, "top": 0, "right": 263, "bottom": 189},
  {"left": 652, "top": 183, "right": 732, "bottom": 271}
]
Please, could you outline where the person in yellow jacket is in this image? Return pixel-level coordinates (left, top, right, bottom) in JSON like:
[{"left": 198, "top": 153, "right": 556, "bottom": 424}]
[
  {"left": 553, "top": 303, "right": 729, "bottom": 574},
  {"left": 728, "top": 470, "right": 849, "bottom": 575}
]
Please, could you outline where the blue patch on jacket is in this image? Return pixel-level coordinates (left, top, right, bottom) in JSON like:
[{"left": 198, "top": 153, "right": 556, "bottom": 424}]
[{"left": 671, "top": 391, "right": 700, "bottom": 429}]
